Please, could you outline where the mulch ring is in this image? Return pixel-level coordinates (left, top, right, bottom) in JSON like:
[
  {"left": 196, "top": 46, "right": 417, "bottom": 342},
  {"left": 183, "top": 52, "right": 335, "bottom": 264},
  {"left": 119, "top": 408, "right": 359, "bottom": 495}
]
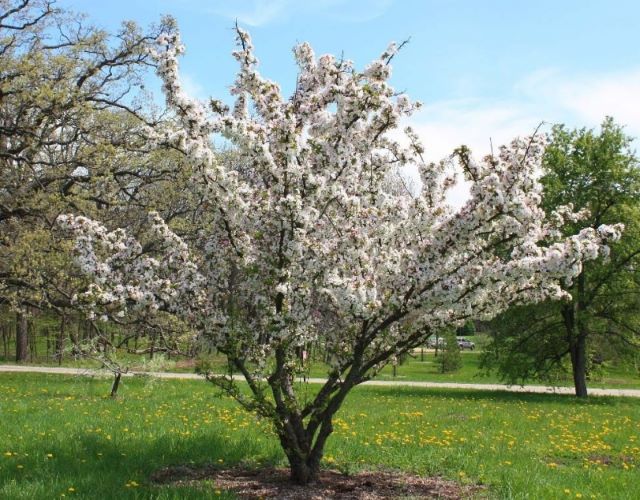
[{"left": 150, "top": 464, "right": 484, "bottom": 499}]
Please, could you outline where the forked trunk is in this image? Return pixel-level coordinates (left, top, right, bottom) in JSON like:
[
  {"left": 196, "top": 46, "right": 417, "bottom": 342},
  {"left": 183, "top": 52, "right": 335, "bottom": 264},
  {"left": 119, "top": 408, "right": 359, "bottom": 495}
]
[
  {"left": 287, "top": 452, "right": 320, "bottom": 485},
  {"left": 277, "top": 421, "right": 327, "bottom": 485}
]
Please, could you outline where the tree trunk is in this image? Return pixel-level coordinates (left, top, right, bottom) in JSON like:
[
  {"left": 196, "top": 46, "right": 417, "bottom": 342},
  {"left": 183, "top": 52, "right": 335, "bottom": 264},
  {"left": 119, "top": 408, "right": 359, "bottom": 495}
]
[
  {"left": 269, "top": 371, "right": 342, "bottom": 484},
  {"left": 278, "top": 422, "right": 327, "bottom": 485},
  {"left": 110, "top": 371, "right": 122, "bottom": 398},
  {"left": 2, "top": 324, "right": 9, "bottom": 359},
  {"left": 562, "top": 299, "right": 588, "bottom": 398},
  {"left": 15, "top": 312, "right": 28, "bottom": 362},
  {"left": 56, "top": 315, "right": 66, "bottom": 365},
  {"left": 569, "top": 334, "right": 588, "bottom": 397},
  {"left": 28, "top": 319, "right": 36, "bottom": 360},
  {"left": 287, "top": 450, "right": 318, "bottom": 484}
]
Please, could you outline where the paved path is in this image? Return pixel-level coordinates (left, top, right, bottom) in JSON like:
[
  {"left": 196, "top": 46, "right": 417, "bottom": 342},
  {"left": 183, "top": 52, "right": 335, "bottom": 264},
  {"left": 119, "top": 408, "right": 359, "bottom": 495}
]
[{"left": 1, "top": 364, "right": 639, "bottom": 397}]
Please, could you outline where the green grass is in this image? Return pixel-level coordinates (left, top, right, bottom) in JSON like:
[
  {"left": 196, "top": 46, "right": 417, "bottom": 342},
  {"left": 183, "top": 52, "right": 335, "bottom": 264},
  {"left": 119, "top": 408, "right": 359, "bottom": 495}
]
[{"left": 1, "top": 373, "right": 639, "bottom": 499}]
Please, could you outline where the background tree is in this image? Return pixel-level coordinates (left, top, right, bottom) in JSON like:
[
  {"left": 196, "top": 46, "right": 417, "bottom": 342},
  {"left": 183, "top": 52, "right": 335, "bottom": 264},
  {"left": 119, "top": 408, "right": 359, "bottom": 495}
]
[
  {"left": 456, "top": 319, "right": 476, "bottom": 337},
  {"left": 0, "top": 1, "right": 192, "bottom": 366},
  {"left": 438, "top": 329, "right": 462, "bottom": 373},
  {"left": 481, "top": 118, "right": 640, "bottom": 396},
  {"left": 59, "top": 26, "right": 622, "bottom": 484}
]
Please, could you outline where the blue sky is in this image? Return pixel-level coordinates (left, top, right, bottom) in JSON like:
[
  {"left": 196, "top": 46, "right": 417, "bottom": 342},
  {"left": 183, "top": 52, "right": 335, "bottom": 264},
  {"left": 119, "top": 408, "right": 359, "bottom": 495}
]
[{"left": 61, "top": 0, "right": 640, "bottom": 162}]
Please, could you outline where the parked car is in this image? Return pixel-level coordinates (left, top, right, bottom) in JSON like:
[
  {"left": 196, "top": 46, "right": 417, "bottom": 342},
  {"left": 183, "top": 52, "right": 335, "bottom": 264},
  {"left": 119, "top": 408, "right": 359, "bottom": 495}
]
[
  {"left": 426, "top": 337, "right": 446, "bottom": 348},
  {"left": 456, "top": 337, "right": 475, "bottom": 350}
]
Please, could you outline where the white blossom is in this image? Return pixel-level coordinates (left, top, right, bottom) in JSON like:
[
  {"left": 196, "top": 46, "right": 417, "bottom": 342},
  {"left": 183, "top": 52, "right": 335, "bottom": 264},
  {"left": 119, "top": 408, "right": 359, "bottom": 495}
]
[{"left": 58, "top": 27, "right": 623, "bottom": 373}]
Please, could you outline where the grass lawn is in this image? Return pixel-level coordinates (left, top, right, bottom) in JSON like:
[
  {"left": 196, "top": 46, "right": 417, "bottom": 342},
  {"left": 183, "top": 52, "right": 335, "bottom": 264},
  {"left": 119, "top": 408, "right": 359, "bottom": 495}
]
[{"left": 1, "top": 373, "right": 639, "bottom": 499}]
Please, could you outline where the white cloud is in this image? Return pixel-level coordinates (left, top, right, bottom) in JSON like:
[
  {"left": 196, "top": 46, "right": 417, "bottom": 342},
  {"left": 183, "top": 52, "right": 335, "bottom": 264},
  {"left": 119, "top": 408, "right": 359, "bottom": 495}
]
[
  {"left": 180, "top": 72, "right": 207, "bottom": 100},
  {"left": 401, "top": 100, "right": 543, "bottom": 207},
  {"left": 177, "top": 0, "right": 392, "bottom": 26},
  {"left": 409, "top": 99, "right": 542, "bottom": 163},
  {"left": 226, "top": 0, "right": 289, "bottom": 27},
  {"left": 518, "top": 68, "right": 640, "bottom": 139},
  {"left": 411, "top": 67, "right": 640, "bottom": 164},
  {"left": 403, "top": 67, "right": 640, "bottom": 206}
]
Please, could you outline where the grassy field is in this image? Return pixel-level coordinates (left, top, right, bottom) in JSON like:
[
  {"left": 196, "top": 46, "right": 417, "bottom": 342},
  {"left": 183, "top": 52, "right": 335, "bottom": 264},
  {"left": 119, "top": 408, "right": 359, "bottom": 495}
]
[{"left": 1, "top": 372, "right": 639, "bottom": 499}]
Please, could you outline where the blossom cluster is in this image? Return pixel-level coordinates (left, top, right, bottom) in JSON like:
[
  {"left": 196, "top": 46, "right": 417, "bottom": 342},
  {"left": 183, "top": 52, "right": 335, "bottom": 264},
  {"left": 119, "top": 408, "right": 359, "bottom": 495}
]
[{"left": 59, "top": 26, "right": 623, "bottom": 372}]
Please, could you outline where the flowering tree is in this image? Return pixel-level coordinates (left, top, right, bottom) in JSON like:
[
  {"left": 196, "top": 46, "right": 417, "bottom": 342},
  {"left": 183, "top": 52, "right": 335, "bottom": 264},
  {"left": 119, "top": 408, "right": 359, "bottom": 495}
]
[
  {"left": 58, "top": 26, "right": 622, "bottom": 484},
  {"left": 0, "top": 0, "right": 176, "bottom": 362}
]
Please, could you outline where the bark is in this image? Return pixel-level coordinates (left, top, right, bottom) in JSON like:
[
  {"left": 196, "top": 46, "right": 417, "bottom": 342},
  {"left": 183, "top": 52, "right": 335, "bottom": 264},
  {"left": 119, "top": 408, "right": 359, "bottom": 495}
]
[
  {"left": 110, "top": 371, "right": 122, "bottom": 398},
  {"left": 265, "top": 352, "right": 355, "bottom": 484},
  {"left": 276, "top": 368, "right": 359, "bottom": 484},
  {"left": 2, "top": 324, "right": 9, "bottom": 359},
  {"left": 572, "top": 271, "right": 589, "bottom": 398},
  {"left": 56, "top": 315, "right": 65, "bottom": 365},
  {"left": 279, "top": 415, "right": 332, "bottom": 485},
  {"left": 15, "top": 312, "right": 28, "bottom": 362},
  {"left": 561, "top": 287, "right": 589, "bottom": 398},
  {"left": 569, "top": 333, "right": 588, "bottom": 397}
]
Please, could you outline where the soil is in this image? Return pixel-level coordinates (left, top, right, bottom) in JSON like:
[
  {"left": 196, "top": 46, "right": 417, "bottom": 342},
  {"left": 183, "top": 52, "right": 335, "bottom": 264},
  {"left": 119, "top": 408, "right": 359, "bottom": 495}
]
[{"left": 150, "top": 464, "right": 484, "bottom": 499}]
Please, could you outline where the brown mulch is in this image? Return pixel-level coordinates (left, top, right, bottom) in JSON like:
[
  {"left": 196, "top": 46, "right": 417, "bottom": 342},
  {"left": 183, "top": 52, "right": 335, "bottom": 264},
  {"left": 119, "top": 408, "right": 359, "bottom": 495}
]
[{"left": 150, "top": 464, "right": 484, "bottom": 499}]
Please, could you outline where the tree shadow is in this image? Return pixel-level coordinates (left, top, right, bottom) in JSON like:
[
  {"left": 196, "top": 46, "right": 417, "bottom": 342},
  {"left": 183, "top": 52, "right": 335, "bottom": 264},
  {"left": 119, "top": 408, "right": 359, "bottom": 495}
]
[
  {"left": 351, "top": 384, "right": 633, "bottom": 406},
  {"left": 1, "top": 422, "right": 282, "bottom": 499}
]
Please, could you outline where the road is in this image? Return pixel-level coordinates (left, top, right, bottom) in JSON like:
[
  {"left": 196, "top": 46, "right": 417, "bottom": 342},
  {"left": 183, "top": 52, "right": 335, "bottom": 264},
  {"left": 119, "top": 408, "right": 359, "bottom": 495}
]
[{"left": 1, "top": 364, "right": 639, "bottom": 397}]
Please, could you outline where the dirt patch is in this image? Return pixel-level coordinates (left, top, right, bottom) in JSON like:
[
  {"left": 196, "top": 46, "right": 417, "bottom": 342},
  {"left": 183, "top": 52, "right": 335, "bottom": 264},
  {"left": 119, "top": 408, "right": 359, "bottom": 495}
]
[{"left": 150, "top": 464, "right": 483, "bottom": 499}]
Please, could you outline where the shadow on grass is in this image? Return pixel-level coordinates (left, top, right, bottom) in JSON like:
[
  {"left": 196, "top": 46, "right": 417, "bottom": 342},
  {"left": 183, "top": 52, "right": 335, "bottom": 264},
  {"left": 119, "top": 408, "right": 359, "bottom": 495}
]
[
  {"left": 0, "top": 423, "right": 282, "bottom": 499},
  {"left": 351, "top": 384, "right": 636, "bottom": 406}
]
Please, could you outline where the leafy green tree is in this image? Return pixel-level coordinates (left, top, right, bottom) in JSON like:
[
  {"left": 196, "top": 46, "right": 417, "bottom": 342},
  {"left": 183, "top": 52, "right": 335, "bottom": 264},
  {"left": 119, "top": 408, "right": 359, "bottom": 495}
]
[
  {"left": 482, "top": 118, "right": 640, "bottom": 396},
  {"left": 0, "top": 1, "right": 188, "bottom": 364},
  {"left": 438, "top": 330, "right": 462, "bottom": 373},
  {"left": 456, "top": 320, "right": 475, "bottom": 337}
]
